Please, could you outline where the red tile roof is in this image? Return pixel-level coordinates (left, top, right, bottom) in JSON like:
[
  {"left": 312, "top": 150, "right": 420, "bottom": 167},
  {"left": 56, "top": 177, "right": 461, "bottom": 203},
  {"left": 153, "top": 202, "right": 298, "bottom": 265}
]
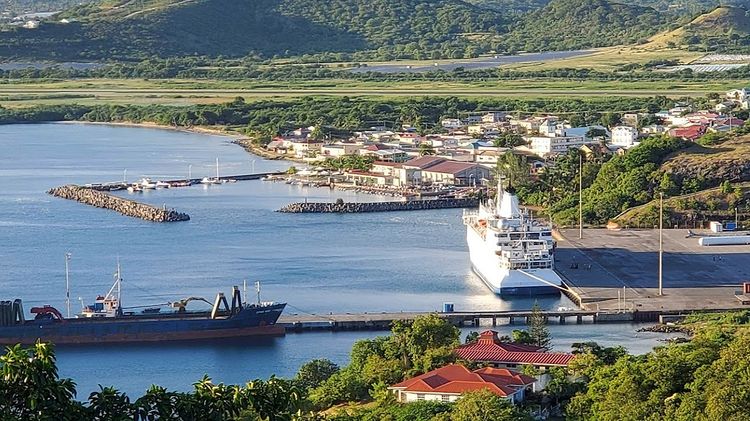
[
  {"left": 421, "top": 161, "right": 480, "bottom": 175},
  {"left": 403, "top": 156, "right": 446, "bottom": 169},
  {"left": 455, "top": 330, "right": 574, "bottom": 367},
  {"left": 389, "top": 364, "right": 534, "bottom": 397},
  {"left": 669, "top": 125, "right": 706, "bottom": 140}
]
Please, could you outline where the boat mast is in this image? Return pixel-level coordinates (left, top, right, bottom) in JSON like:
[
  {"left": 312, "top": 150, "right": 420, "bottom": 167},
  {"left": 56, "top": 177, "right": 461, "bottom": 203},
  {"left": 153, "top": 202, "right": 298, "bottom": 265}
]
[
  {"left": 255, "top": 281, "right": 261, "bottom": 305},
  {"left": 216, "top": 158, "right": 219, "bottom": 180},
  {"left": 65, "top": 252, "right": 72, "bottom": 318}
]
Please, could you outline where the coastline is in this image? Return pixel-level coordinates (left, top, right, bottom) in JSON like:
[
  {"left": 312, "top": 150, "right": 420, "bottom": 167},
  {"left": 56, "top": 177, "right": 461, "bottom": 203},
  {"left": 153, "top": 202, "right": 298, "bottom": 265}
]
[{"left": 57, "top": 120, "right": 306, "bottom": 163}]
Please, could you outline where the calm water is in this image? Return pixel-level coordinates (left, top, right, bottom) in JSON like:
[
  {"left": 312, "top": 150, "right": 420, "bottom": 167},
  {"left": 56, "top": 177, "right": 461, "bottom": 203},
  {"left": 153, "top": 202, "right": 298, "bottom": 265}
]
[{"left": 0, "top": 123, "right": 667, "bottom": 396}]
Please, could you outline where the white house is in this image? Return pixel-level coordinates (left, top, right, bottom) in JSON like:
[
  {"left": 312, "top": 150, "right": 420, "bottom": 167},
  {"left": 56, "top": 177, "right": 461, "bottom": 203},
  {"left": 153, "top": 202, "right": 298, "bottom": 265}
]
[
  {"left": 441, "top": 118, "right": 463, "bottom": 129},
  {"left": 389, "top": 364, "right": 535, "bottom": 405},
  {"left": 726, "top": 88, "right": 750, "bottom": 103},
  {"left": 610, "top": 126, "right": 639, "bottom": 148},
  {"left": 525, "top": 135, "right": 587, "bottom": 157}
]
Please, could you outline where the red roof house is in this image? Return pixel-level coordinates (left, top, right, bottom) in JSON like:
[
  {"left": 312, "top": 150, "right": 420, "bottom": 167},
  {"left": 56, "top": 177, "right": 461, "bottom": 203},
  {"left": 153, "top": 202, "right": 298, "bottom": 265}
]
[
  {"left": 388, "top": 364, "right": 535, "bottom": 404},
  {"left": 455, "top": 330, "right": 575, "bottom": 369},
  {"left": 668, "top": 124, "right": 706, "bottom": 141}
]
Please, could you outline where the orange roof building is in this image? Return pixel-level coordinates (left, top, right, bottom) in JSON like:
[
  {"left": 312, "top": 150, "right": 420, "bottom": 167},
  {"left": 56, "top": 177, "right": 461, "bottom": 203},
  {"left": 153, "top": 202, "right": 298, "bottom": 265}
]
[
  {"left": 455, "top": 330, "right": 575, "bottom": 369},
  {"left": 388, "top": 364, "right": 535, "bottom": 404}
]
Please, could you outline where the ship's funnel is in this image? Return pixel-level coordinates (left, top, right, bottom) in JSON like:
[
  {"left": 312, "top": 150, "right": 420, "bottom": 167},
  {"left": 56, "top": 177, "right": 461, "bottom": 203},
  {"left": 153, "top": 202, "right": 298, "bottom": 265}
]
[{"left": 497, "top": 190, "right": 521, "bottom": 218}]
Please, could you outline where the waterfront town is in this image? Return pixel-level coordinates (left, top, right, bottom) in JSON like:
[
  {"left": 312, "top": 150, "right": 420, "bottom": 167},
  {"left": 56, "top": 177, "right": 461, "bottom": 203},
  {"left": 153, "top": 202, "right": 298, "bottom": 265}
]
[{"left": 264, "top": 88, "right": 750, "bottom": 193}]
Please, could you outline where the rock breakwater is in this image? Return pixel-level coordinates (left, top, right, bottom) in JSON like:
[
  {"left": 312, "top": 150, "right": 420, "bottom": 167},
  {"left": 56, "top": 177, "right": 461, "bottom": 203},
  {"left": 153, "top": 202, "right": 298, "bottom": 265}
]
[
  {"left": 48, "top": 185, "right": 190, "bottom": 222},
  {"left": 278, "top": 198, "right": 479, "bottom": 213}
]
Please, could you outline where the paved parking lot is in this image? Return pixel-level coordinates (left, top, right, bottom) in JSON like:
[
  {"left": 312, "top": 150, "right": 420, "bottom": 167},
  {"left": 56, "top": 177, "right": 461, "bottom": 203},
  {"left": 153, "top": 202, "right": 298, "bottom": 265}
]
[{"left": 555, "top": 229, "right": 750, "bottom": 312}]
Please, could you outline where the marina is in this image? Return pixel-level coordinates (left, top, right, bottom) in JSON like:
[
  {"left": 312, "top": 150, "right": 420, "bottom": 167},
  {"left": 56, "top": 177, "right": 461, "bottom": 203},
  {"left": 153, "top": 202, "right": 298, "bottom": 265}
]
[{"left": 1, "top": 122, "right": 744, "bottom": 396}]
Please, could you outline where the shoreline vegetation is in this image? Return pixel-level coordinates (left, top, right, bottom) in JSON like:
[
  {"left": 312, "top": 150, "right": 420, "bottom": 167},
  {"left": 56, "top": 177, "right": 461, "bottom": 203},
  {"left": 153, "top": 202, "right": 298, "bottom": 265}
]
[{"left": 0, "top": 311, "right": 748, "bottom": 420}]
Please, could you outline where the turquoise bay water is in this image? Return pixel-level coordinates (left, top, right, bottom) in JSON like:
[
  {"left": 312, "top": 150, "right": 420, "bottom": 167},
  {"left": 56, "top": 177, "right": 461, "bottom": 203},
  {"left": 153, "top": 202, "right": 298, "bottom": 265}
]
[{"left": 0, "top": 123, "right": 668, "bottom": 396}]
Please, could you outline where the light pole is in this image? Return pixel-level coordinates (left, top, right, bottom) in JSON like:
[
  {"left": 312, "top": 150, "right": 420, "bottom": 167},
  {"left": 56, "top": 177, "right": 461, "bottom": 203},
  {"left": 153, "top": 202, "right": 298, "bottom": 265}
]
[
  {"left": 123, "top": 169, "right": 127, "bottom": 183},
  {"left": 658, "top": 192, "right": 664, "bottom": 296},
  {"left": 188, "top": 164, "right": 192, "bottom": 180},
  {"left": 64, "top": 252, "right": 72, "bottom": 318},
  {"left": 251, "top": 160, "right": 256, "bottom": 174},
  {"left": 579, "top": 151, "right": 583, "bottom": 240}
]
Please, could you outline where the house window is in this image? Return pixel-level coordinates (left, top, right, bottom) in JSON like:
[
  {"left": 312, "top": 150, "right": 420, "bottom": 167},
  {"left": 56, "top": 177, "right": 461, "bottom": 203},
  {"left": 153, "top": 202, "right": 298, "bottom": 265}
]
[
  {"left": 442, "top": 395, "right": 450, "bottom": 403},
  {"left": 417, "top": 394, "right": 425, "bottom": 401}
]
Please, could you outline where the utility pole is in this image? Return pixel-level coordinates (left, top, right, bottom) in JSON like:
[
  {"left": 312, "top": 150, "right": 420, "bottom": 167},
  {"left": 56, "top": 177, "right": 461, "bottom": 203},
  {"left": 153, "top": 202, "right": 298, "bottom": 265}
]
[
  {"left": 659, "top": 192, "right": 664, "bottom": 296},
  {"left": 579, "top": 151, "right": 583, "bottom": 239},
  {"left": 64, "top": 252, "right": 72, "bottom": 318}
]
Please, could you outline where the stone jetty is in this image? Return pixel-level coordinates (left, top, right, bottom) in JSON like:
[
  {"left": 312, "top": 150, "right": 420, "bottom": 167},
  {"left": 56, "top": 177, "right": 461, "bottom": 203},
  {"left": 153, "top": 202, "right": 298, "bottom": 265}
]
[
  {"left": 278, "top": 198, "right": 479, "bottom": 213},
  {"left": 48, "top": 185, "right": 190, "bottom": 222}
]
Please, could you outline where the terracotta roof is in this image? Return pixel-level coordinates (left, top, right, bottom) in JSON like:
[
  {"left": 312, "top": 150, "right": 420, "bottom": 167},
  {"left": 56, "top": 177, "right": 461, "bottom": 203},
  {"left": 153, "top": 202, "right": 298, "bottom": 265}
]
[
  {"left": 403, "top": 156, "right": 446, "bottom": 169},
  {"left": 421, "top": 161, "right": 481, "bottom": 175},
  {"left": 669, "top": 125, "right": 706, "bottom": 140},
  {"left": 455, "top": 330, "right": 574, "bottom": 366},
  {"left": 389, "top": 364, "right": 533, "bottom": 397}
]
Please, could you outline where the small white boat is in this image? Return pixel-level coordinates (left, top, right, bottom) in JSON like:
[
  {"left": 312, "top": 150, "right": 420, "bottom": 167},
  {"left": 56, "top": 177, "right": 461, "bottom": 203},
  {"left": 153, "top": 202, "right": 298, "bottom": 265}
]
[
  {"left": 138, "top": 178, "right": 157, "bottom": 189},
  {"left": 201, "top": 158, "right": 224, "bottom": 185},
  {"left": 155, "top": 181, "right": 170, "bottom": 188},
  {"left": 127, "top": 185, "right": 142, "bottom": 193},
  {"left": 201, "top": 177, "right": 223, "bottom": 185}
]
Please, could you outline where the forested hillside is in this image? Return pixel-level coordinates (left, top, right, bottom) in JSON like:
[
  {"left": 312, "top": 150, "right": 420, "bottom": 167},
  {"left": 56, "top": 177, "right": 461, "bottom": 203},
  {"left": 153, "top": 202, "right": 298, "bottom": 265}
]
[
  {"left": 498, "top": 0, "right": 668, "bottom": 52},
  {"left": 0, "top": 0, "right": 506, "bottom": 61}
]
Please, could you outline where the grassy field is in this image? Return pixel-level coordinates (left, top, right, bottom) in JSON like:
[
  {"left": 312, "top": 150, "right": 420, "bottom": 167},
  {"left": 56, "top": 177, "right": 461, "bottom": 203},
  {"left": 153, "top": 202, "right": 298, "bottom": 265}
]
[
  {"left": 502, "top": 46, "right": 705, "bottom": 71},
  {"left": 0, "top": 76, "right": 743, "bottom": 108}
]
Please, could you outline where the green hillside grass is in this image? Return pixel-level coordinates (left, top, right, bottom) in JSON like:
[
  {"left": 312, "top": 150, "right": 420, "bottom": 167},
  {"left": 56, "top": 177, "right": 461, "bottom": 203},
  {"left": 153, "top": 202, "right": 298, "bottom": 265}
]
[
  {"left": 647, "top": 6, "right": 750, "bottom": 50},
  {"left": 498, "top": 0, "right": 668, "bottom": 52},
  {"left": 0, "top": 0, "right": 506, "bottom": 61}
]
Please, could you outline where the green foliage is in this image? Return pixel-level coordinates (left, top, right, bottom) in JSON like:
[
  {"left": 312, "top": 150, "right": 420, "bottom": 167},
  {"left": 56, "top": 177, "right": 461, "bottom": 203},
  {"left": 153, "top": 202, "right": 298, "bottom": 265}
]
[
  {"left": 528, "top": 302, "right": 552, "bottom": 349},
  {"left": 88, "top": 386, "right": 133, "bottom": 420},
  {"left": 551, "top": 135, "right": 689, "bottom": 224},
  {"left": 0, "top": 0, "right": 506, "bottom": 61},
  {"left": 308, "top": 368, "right": 369, "bottom": 409},
  {"left": 498, "top": 0, "right": 667, "bottom": 53},
  {"left": 451, "top": 389, "right": 531, "bottom": 421},
  {"left": 0, "top": 342, "right": 80, "bottom": 419},
  {"left": 295, "top": 359, "right": 340, "bottom": 391},
  {"left": 464, "top": 331, "right": 480, "bottom": 344}
]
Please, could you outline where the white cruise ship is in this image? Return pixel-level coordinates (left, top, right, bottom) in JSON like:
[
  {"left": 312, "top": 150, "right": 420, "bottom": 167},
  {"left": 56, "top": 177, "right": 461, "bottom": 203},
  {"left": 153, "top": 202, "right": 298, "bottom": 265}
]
[{"left": 462, "top": 183, "right": 562, "bottom": 296}]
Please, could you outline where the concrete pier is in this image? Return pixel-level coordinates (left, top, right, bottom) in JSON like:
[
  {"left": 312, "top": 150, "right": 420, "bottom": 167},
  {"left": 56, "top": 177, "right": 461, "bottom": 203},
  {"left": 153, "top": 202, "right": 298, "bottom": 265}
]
[
  {"left": 48, "top": 185, "right": 190, "bottom": 222},
  {"left": 278, "top": 198, "right": 479, "bottom": 213},
  {"left": 555, "top": 228, "right": 750, "bottom": 313},
  {"left": 279, "top": 310, "right": 605, "bottom": 332}
]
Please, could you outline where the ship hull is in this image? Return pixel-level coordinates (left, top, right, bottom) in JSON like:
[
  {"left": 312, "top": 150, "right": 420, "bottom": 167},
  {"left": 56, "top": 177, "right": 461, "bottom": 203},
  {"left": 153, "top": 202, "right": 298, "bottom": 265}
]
[
  {"left": 467, "top": 227, "right": 561, "bottom": 296},
  {"left": 0, "top": 304, "right": 286, "bottom": 345}
]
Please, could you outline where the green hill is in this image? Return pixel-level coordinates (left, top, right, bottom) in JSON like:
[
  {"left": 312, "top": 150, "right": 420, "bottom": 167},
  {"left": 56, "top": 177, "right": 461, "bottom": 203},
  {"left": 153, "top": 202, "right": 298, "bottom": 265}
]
[
  {"left": 0, "top": 0, "right": 507, "bottom": 61},
  {"left": 498, "top": 0, "right": 668, "bottom": 52},
  {"left": 647, "top": 6, "right": 750, "bottom": 51}
]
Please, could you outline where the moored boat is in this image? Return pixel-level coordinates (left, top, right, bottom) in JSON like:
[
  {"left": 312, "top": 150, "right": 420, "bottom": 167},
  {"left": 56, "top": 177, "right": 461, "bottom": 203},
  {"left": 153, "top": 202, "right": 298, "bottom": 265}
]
[
  {"left": 462, "top": 181, "right": 562, "bottom": 296},
  {"left": 0, "top": 265, "right": 286, "bottom": 345}
]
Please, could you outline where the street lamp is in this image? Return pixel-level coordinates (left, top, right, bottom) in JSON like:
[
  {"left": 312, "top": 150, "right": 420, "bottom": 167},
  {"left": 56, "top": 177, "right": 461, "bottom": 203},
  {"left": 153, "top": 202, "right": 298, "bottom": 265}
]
[
  {"left": 658, "top": 192, "right": 664, "bottom": 296},
  {"left": 578, "top": 152, "right": 583, "bottom": 240},
  {"left": 188, "top": 164, "right": 192, "bottom": 180}
]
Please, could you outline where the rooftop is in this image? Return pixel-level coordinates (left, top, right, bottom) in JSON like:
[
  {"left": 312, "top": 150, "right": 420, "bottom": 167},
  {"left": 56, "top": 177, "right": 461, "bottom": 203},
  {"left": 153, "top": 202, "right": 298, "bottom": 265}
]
[
  {"left": 455, "top": 331, "right": 575, "bottom": 367},
  {"left": 421, "top": 161, "right": 480, "bottom": 175},
  {"left": 389, "top": 364, "right": 535, "bottom": 397},
  {"left": 402, "top": 156, "right": 446, "bottom": 169}
]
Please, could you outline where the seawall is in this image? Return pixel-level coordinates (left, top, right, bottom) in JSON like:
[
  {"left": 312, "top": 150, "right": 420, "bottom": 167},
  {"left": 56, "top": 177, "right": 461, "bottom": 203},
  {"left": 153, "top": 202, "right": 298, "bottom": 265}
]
[
  {"left": 278, "top": 198, "right": 479, "bottom": 213},
  {"left": 48, "top": 185, "right": 190, "bottom": 222}
]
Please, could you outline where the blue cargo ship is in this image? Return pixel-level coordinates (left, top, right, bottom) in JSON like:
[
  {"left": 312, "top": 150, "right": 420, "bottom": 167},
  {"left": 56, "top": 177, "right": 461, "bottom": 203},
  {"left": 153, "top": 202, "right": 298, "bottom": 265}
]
[{"left": 0, "top": 265, "right": 286, "bottom": 345}]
